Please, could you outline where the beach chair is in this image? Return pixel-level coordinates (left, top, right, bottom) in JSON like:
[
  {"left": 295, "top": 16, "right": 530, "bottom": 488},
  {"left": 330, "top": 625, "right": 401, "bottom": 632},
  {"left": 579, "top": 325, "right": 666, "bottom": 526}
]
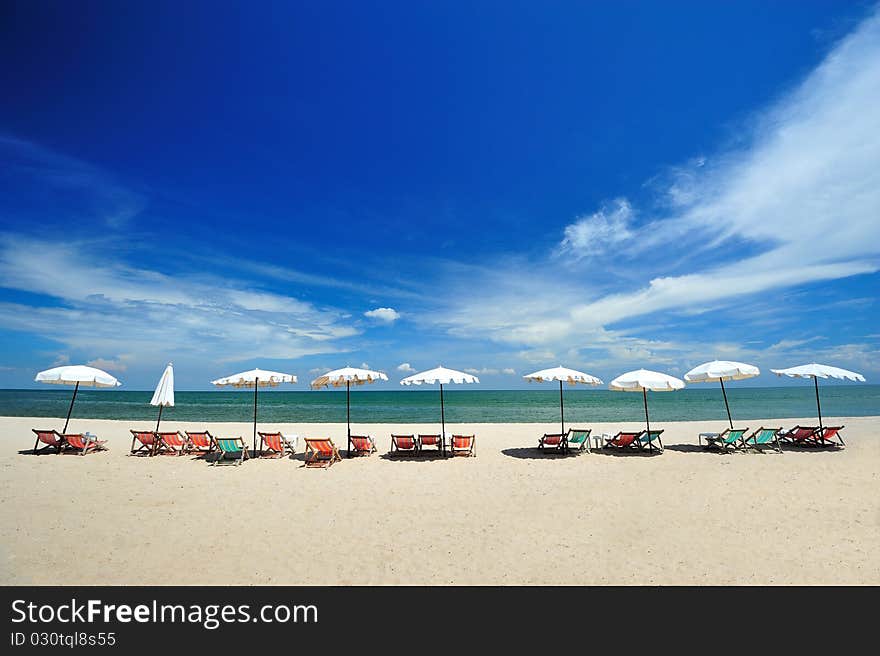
[
  {"left": 702, "top": 428, "right": 748, "bottom": 453},
  {"left": 185, "top": 430, "right": 216, "bottom": 454},
  {"left": 390, "top": 434, "right": 418, "bottom": 456},
  {"left": 212, "top": 436, "right": 249, "bottom": 466},
  {"left": 815, "top": 425, "right": 845, "bottom": 447},
  {"left": 778, "top": 426, "right": 820, "bottom": 446},
  {"left": 637, "top": 430, "right": 664, "bottom": 452},
  {"left": 417, "top": 434, "right": 442, "bottom": 454},
  {"left": 64, "top": 433, "right": 107, "bottom": 455},
  {"left": 258, "top": 431, "right": 296, "bottom": 458},
  {"left": 31, "top": 429, "right": 67, "bottom": 455},
  {"left": 604, "top": 431, "right": 641, "bottom": 450},
  {"left": 743, "top": 427, "right": 783, "bottom": 453},
  {"left": 566, "top": 428, "right": 592, "bottom": 453},
  {"left": 303, "top": 438, "right": 342, "bottom": 468},
  {"left": 130, "top": 430, "right": 161, "bottom": 456},
  {"left": 349, "top": 435, "right": 376, "bottom": 457},
  {"left": 450, "top": 434, "right": 476, "bottom": 457},
  {"left": 156, "top": 431, "right": 191, "bottom": 456},
  {"left": 538, "top": 433, "right": 567, "bottom": 454}
]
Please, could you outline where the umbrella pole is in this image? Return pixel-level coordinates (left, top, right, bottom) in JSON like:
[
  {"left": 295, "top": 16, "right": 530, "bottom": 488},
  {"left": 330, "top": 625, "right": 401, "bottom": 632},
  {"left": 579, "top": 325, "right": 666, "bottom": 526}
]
[
  {"left": 155, "top": 405, "right": 163, "bottom": 432},
  {"left": 253, "top": 379, "right": 258, "bottom": 455},
  {"left": 643, "top": 388, "right": 652, "bottom": 452},
  {"left": 720, "top": 379, "right": 733, "bottom": 429},
  {"left": 440, "top": 382, "right": 446, "bottom": 457},
  {"left": 559, "top": 380, "right": 565, "bottom": 435},
  {"left": 814, "top": 376, "right": 823, "bottom": 430},
  {"left": 62, "top": 381, "right": 79, "bottom": 433},
  {"left": 347, "top": 381, "right": 351, "bottom": 458}
]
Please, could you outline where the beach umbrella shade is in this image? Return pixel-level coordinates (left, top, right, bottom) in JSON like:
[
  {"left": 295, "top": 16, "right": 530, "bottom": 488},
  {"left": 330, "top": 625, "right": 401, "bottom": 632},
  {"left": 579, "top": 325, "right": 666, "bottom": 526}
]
[
  {"left": 523, "top": 365, "right": 603, "bottom": 434},
  {"left": 608, "top": 369, "right": 685, "bottom": 451},
  {"left": 684, "top": 360, "right": 760, "bottom": 429},
  {"left": 769, "top": 363, "right": 865, "bottom": 430},
  {"left": 211, "top": 368, "right": 297, "bottom": 453},
  {"left": 399, "top": 366, "right": 479, "bottom": 456},
  {"left": 150, "top": 363, "right": 175, "bottom": 431},
  {"left": 310, "top": 366, "right": 389, "bottom": 457},
  {"left": 34, "top": 364, "right": 122, "bottom": 432}
]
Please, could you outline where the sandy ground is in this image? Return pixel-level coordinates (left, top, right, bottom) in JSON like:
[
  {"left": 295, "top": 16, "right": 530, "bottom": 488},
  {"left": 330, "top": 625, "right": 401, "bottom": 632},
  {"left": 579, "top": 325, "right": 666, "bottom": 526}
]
[{"left": 1, "top": 415, "right": 877, "bottom": 585}]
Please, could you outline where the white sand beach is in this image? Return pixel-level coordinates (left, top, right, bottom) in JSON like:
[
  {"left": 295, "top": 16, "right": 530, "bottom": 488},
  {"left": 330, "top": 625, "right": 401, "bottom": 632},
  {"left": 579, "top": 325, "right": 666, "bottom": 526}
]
[{"left": 1, "top": 415, "right": 877, "bottom": 585}]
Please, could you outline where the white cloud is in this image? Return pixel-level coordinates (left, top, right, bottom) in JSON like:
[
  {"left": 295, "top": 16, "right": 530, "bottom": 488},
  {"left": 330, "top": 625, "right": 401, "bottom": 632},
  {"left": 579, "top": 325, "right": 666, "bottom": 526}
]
[
  {"left": 364, "top": 307, "right": 400, "bottom": 323},
  {"left": 559, "top": 198, "right": 634, "bottom": 259},
  {"left": 502, "top": 368, "right": 516, "bottom": 375},
  {"left": 396, "top": 362, "right": 415, "bottom": 372},
  {"left": 463, "top": 367, "right": 518, "bottom": 376},
  {"left": 87, "top": 355, "right": 133, "bottom": 373}
]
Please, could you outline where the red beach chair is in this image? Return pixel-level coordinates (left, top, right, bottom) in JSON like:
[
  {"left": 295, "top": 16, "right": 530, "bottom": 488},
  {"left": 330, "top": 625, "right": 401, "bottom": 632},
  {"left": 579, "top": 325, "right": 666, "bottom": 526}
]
[
  {"left": 258, "top": 431, "right": 296, "bottom": 458},
  {"left": 604, "top": 431, "right": 641, "bottom": 449},
  {"left": 450, "top": 434, "right": 476, "bottom": 457},
  {"left": 779, "top": 426, "right": 820, "bottom": 446},
  {"left": 538, "top": 433, "right": 567, "bottom": 453},
  {"left": 815, "top": 425, "right": 845, "bottom": 447},
  {"left": 349, "top": 435, "right": 376, "bottom": 456},
  {"left": 185, "top": 431, "right": 216, "bottom": 454},
  {"left": 417, "top": 434, "right": 442, "bottom": 454},
  {"left": 64, "top": 433, "right": 107, "bottom": 455},
  {"left": 31, "top": 429, "right": 67, "bottom": 455},
  {"left": 156, "top": 431, "right": 190, "bottom": 456},
  {"left": 390, "top": 434, "right": 418, "bottom": 456},
  {"left": 130, "top": 430, "right": 161, "bottom": 456},
  {"left": 303, "top": 438, "right": 342, "bottom": 468}
]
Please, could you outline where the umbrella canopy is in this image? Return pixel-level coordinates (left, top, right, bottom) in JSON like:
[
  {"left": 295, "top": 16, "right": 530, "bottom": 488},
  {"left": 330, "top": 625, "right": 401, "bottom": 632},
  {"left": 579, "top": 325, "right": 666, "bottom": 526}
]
[
  {"left": 310, "top": 367, "right": 389, "bottom": 457},
  {"left": 684, "top": 360, "right": 759, "bottom": 429},
  {"left": 400, "top": 366, "right": 479, "bottom": 456},
  {"left": 770, "top": 363, "right": 865, "bottom": 429},
  {"left": 211, "top": 368, "right": 297, "bottom": 453},
  {"left": 35, "top": 364, "right": 121, "bottom": 432},
  {"left": 523, "top": 365, "right": 603, "bottom": 434},
  {"left": 150, "top": 363, "right": 175, "bottom": 431},
  {"left": 609, "top": 369, "right": 684, "bottom": 451}
]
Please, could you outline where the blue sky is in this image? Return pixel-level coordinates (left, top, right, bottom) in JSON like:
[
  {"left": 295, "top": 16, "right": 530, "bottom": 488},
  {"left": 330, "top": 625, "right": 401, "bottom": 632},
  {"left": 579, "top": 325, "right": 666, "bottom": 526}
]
[{"left": 0, "top": 1, "right": 878, "bottom": 390}]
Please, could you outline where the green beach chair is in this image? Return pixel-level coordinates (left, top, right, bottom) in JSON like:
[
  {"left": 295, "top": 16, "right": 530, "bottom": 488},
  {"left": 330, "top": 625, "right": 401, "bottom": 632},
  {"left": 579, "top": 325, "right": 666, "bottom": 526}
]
[
  {"left": 743, "top": 427, "right": 783, "bottom": 453},
  {"left": 212, "top": 436, "right": 250, "bottom": 466},
  {"left": 566, "top": 428, "right": 592, "bottom": 453},
  {"left": 702, "top": 427, "right": 749, "bottom": 453},
  {"left": 636, "top": 429, "right": 664, "bottom": 453}
]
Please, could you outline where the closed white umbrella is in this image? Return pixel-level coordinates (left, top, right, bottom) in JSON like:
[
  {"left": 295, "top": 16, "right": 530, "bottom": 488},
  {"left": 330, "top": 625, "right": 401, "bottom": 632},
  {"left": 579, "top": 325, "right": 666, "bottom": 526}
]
[
  {"left": 770, "top": 363, "right": 865, "bottom": 429},
  {"left": 310, "top": 366, "right": 389, "bottom": 457},
  {"left": 609, "top": 369, "right": 685, "bottom": 451},
  {"left": 150, "top": 363, "right": 175, "bottom": 431},
  {"left": 211, "top": 368, "right": 297, "bottom": 453},
  {"left": 35, "top": 364, "right": 122, "bottom": 432},
  {"left": 399, "top": 366, "right": 479, "bottom": 456},
  {"left": 523, "top": 365, "right": 603, "bottom": 434},
  {"left": 684, "top": 360, "right": 760, "bottom": 429}
]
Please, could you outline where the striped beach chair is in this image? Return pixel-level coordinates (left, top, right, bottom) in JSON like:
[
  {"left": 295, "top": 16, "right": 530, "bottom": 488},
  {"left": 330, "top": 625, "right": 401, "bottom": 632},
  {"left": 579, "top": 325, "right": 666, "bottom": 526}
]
[
  {"left": 156, "top": 431, "right": 191, "bottom": 456},
  {"left": 743, "top": 427, "right": 783, "bottom": 453},
  {"left": 303, "top": 438, "right": 341, "bottom": 468},
  {"left": 31, "top": 429, "right": 67, "bottom": 455},
  {"left": 566, "top": 428, "right": 592, "bottom": 453},
  {"left": 349, "top": 435, "right": 376, "bottom": 456},
  {"left": 702, "top": 427, "right": 749, "bottom": 453},
  {"left": 450, "top": 434, "right": 476, "bottom": 457},
  {"left": 258, "top": 431, "right": 296, "bottom": 458},
  {"left": 417, "top": 434, "right": 442, "bottom": 454},
  {"left": 390, "top": 434, "right": 418, "bottom": 456},
  {"left": 212, "top": 436, "right": 249, "bottom": 466},
  {"left": 185, "top": 430, "right": 216, "bottom": 454},
  {"left": 64, "top": 432, "right": 107, "bottom": 455},
  {"left": 130, "top": 430, "right": 161, "bottom": 456}
]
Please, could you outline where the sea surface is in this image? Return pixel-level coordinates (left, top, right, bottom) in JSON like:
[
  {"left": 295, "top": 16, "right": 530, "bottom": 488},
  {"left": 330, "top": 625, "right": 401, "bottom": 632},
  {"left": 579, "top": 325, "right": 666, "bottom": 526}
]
[{"left": 1, "top": 386, "right": 877, "bottom": 424}]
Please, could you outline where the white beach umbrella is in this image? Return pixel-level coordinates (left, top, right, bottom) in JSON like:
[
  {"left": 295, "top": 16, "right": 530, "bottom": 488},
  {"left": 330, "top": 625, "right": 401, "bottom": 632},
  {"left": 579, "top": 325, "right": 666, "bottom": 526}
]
[
  {"left": 399, "top": 366, "right": 479, "bottom": 456},
  {"left": 150, "top": 363, "right": 175, "bottom": 431},
  {"left": 684, "top": 360, "right": 760, "bottom": 429},
  {"left": 770, "top": 363, "right": 865, "bottom": 429},
  {"left": 523, "top": 365, "right": 603, "bottom": 434},
  {"left": 35, "top": 364, "right": 122, "bottom": 432},
  {"left": 211, "top": 368, "right": 297, "bottom": 453},
  {"left": 609, "top": 369, "right": 685, "bottom": 451},
  {"left": 310, "top": 366, "right": 389, "bottom": 457}
]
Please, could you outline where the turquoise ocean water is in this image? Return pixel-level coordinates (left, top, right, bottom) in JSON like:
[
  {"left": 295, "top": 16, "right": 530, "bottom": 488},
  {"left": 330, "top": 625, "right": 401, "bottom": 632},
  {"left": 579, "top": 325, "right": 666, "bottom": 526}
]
[{"left": 1, "top": 386, "right": 876, "bottom": 424}]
